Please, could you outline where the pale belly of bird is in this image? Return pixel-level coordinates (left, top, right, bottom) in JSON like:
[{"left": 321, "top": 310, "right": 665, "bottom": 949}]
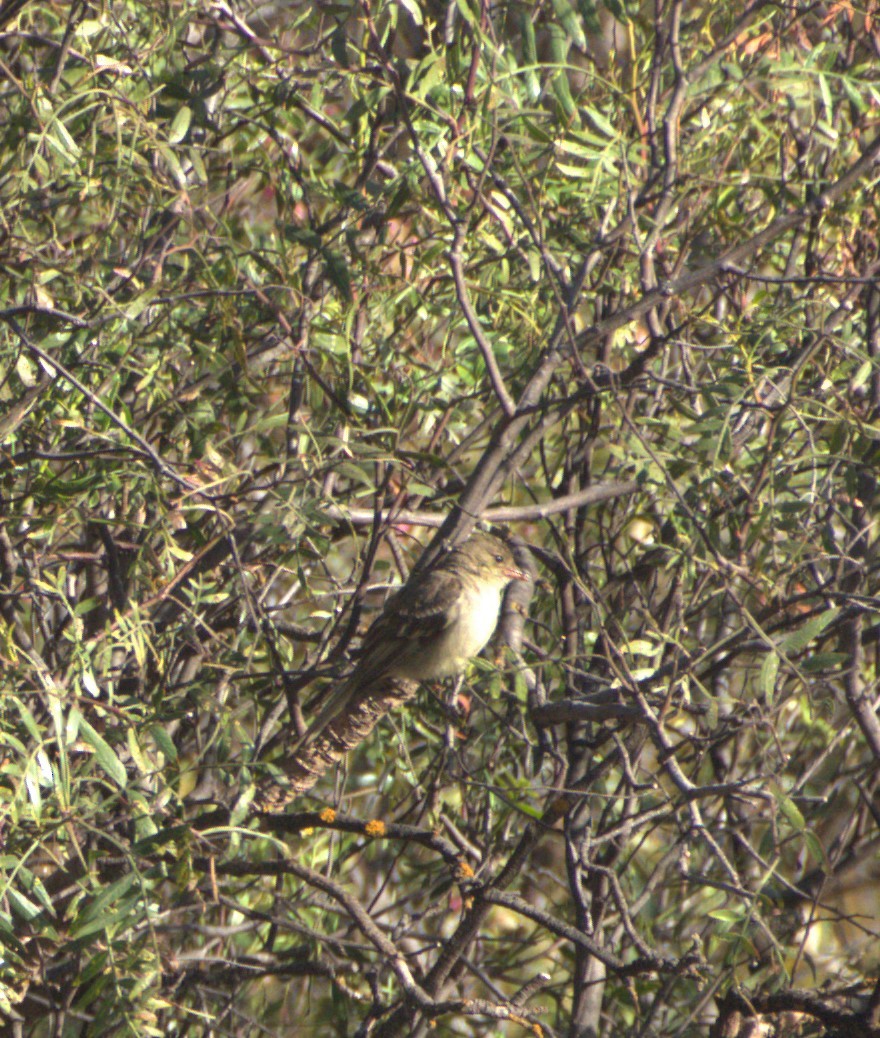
[{"left": 392, "top": 582, "right": 503, "bottom": 682}]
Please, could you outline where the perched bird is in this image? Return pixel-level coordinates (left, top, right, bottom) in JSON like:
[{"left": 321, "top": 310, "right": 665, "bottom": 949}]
[{"left": 294, "top": 532, "right": 526, "bottom": 751}]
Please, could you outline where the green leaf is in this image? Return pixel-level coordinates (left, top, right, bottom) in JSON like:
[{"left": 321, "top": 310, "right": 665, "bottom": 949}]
[
  {"left": 547, "top": 24, "right": 578, "bottom": 122},
  {"left": 322, "top": 248, "right": 352, "bottom": 302},
  {"left": 842, "top": 75, "right": 866, "bottom": 112},
  {"left": 803, "top": 829, "right": 830, "bottom": 868},
  {"left": 519, "top": 11, "right": 542, "bottom": 102},
  {"left": 780, "top": 608, "right": 840, "bottom": 655},
  {"left": 397, "top": 0, "right": 423, "bottom": 26},
  {"left": 772, "top": 786, "right": 805, "bottom": 832},
  {"left": 71, "top": 872, "right": 141, "bottom": 940},
  {"left": 168, "top": 105, "right": 192, "bottom": 144},
  {"left": 453, "top": 0, "right": 476, "bottom": 27},
  {"left": 149, "top": 724, "right": 178, "bottom": 762},
  {"left": 6, "top": 887, "right": 43, "bottom": 922},
  {"left": 583, "top": 105, "right": 617, "bottom": 138},
  {"left": 575, "top": 0, "right": 601, "bottom": 33},
  {"left": 800, "top": 652, "right": 848, "bottom": 673},
  {"left": 851, "top": 358, "right": 873, "bottom": 391},
  {"left": 759, "top": 650, "right": 779, "bottom": 700},
  {"left": 708, "top": 909, "right": 743, "bottom": 924},
  {"left": 77, "top": 716, "right": 128, "bottom": 788},
  {"left": 817, "top": 72, "right": 832, "bottom": 118},
  {"left": 50, "top": 119, "right": 82, "bottom": 161},
  {"left": 551, "top": 0, "right": 587, "bottom": 50},
  {"left": 330, "top": 25, "right": 350, "bottom": 68}
]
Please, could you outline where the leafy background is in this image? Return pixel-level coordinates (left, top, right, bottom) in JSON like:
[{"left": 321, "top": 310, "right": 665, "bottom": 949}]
[{"left": 1, "top": 0, "right": 879, "bottom": 1035}]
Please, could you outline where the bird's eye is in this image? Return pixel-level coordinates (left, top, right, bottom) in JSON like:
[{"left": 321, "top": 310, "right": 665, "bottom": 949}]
[{"left": 494, "top": 553, "right": 504, "bottom": 563}]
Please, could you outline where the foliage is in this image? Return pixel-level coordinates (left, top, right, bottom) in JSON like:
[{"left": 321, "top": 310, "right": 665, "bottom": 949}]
[{"left": 0, "top": 0, "right": 879, "bottom": 1036}]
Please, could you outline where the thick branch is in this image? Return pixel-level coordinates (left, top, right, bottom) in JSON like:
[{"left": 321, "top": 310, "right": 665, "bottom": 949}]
[{"left": 256, "top": 677, "right": 419, "bottom": 804}]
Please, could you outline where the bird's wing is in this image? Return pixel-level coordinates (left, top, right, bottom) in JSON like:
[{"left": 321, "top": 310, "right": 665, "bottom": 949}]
[{"left": 351, "top": 567, "right": 464, "bottom": 688}]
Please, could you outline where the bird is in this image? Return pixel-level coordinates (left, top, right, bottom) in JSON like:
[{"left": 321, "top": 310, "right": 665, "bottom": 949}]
[{"left": 293, "top": 532, "right": 527, "bottom": 752}]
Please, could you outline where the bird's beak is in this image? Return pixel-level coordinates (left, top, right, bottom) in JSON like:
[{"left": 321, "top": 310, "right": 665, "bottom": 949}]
[{"left": 505, "top": 565, "right": 529, "bottom": 582}]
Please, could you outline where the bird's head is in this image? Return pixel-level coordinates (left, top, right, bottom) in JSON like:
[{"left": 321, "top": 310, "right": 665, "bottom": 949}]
[{"left": 447, "top": 532, "right": 528, "bottom": 588}]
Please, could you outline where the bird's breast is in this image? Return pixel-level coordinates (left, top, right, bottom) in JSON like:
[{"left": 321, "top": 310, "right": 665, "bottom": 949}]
[{"left": 397, "top": 581, "right": 504, "bottom": 681}]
